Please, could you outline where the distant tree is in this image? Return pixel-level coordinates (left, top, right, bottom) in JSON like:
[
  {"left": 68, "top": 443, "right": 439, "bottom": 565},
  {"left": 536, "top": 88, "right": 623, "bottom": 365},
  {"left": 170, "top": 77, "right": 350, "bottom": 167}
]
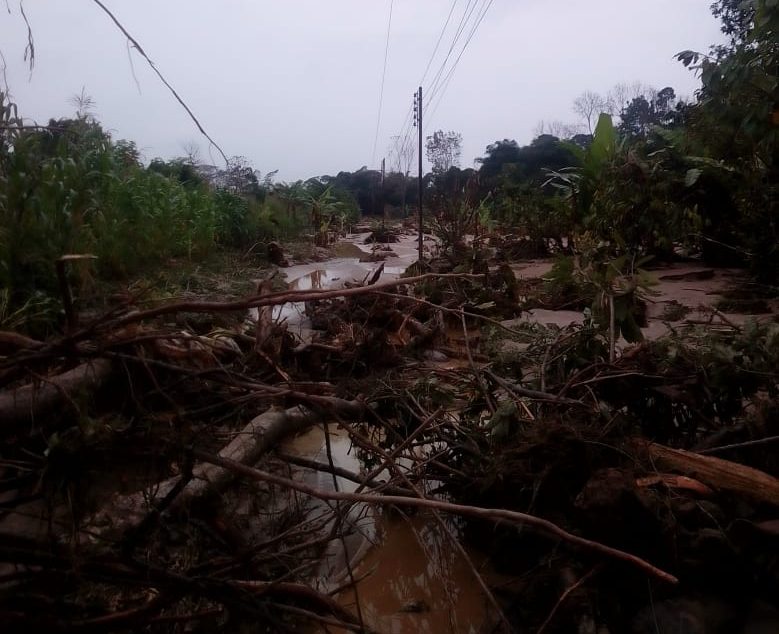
[
  {"left": 322, "top": 167, "right": 383, "bottom": 215},
  {"left": 389, "top": 134, "right": 414, "bottom": 176},
  {"left": 389, "top": 134, "right": 415, "bottom": 215},
  {"left": 148, "top": 158, "right": 205, "bottom": 189},
  {"left": 606, "top": 82, "right": 657, "bottom": 119},
  {"left": 573, "top": 90, "right": 610, "bottom": 134},
  {"left": 569, "top": 133, "right": 593, "bottom": 149},
  {"left": 224, "top": 156, "right": 262, "bottom": 198},
  {"left": 113, "top": 140, "right": 141, "bottom": 169},
  {"left": 519, "top": 135, "right": 580, "bottom": 183},
  {"left": 619, "top": 96, "right": 654, "bottom": 138},
  {"left": 181, "top": 141, "right": 201, "bottom": 165},
  {"left": 618, "top": 87, "right": 683, "bottom": 138},
  {"left": 425, "top": 129, "right": 462, "bottom": 175},
  {"left": 476, "top": 139, "right": 522, "bottom": 182},
  {"left": 534, "top": 119, "right": 582, "bottom": 139}
]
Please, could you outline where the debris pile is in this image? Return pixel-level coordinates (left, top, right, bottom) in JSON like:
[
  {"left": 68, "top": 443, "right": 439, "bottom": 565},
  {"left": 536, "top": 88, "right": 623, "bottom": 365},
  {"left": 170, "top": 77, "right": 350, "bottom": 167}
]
[{"left": 0, "top": 247, "right": 777, "bottom": 633}]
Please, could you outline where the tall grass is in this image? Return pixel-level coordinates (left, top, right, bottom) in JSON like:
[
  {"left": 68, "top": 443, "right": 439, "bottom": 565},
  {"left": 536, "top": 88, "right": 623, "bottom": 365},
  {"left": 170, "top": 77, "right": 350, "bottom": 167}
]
[{"left": 0, "top": 107, "right": 303, "bottom": 321}]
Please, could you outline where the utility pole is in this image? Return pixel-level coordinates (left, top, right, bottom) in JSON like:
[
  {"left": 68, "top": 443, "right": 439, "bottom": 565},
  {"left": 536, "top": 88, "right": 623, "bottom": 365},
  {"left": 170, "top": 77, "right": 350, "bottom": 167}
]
[
  {"left": 413, "top": 86, "right": 423, "bottom": 263},
  {"left": 380, "top": 157, "right": 386, "bottom": 226}
]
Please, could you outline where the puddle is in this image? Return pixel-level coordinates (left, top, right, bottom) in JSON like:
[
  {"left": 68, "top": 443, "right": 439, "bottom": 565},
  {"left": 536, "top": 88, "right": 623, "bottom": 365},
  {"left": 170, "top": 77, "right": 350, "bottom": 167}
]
[
  {"left": 503, "top": 263, "right": 776, "bottom": 341},
  {"left": 282, "top": 424, "right": 497, "bottom": 633},
  {"left": 257, "top": 231, "right": 429, "bottom": 337},
  {"left": 335, "top": 513, "right": 494, "bottom": 634},
  {"left": 289, "top": 269, "right": 328, "bottom": 291}
]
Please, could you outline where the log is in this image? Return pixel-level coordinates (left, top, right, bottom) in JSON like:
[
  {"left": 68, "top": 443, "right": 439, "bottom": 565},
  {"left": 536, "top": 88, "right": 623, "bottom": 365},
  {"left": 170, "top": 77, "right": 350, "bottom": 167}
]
[
  {"left": 180, "top": 405, "right": 336, "bottom": 502},
  {"left": 90, "top": 399, "right": 364, "bottom": 538},
  {"left": 0, "top": 331, "right": 44, "bottom": 354},
  {"left": 639, "top": 441, "right": 779, "bottom": 507},
  {"left": 0, "top": 359, "right": 113, "bottom": 438}
]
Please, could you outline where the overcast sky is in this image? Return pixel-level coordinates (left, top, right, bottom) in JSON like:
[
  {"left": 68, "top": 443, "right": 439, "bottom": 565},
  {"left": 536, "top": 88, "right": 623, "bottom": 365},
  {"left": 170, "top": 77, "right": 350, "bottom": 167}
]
[{"left": 1, "top": 1, "right": 724, "bottom": 181}]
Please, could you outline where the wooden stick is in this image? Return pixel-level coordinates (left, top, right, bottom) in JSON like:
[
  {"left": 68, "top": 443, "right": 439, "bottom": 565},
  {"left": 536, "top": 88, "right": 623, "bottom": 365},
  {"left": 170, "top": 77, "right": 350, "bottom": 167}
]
[
  {"left": 638, "top": 440, "right": 779, "bottom": 507},
  {"left": 110, "top": 273, "right": 483, "bottom": 327},
  {"left": 537, "top": 565, "right": 602, "bottom": 634}
]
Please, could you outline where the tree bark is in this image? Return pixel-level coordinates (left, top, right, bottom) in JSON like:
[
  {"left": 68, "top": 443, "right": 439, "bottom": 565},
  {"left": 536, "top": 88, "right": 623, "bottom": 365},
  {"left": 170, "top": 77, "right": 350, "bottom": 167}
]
[
  {"left": 0, "top": 359, "right": 112, "bottom": 438},
  {"left": 90, "top": 399, "right": 365, "bottom": 537},
  {"left": 637, "top": 440, "right": 779, "bottom": 507}
]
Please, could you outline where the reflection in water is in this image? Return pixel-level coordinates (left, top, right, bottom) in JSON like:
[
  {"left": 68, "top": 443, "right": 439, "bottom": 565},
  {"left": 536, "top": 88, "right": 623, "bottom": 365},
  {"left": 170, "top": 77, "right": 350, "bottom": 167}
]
[
  {"left": 283, "top": 426, "right": 495, "bottom": 633},
  {"left": 336, "top": 513, "right": 492, "bottom": 633},
  {"left": 272, "top": 234, "right": 495, "bottom": 632},
  {"left": 289, "top": 269, "right": 328, "bottom": 291}
]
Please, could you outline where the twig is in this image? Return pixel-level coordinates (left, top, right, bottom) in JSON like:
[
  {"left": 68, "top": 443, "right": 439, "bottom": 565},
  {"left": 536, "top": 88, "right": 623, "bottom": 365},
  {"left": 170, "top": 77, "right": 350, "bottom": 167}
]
[
  {"left": 486, "top": 370, "right": 588, "bottom": 407},
  {"left": 90, "top": 0, "right": 228, "bottom": 165},
  {"left": 697, "top": 435, "right": 779, "bottom": 455},
  {"left": 231, "top": 579, "right": 364, "bottom": 628},
  {"left": 108, "top": 273, "right": 484, "bottom": 328},
  {"left": 537, "top": 565, "right": 602, "bottom": 634},
  {"left": 276, "top": 452, "right": 413, "bottom": 497},
  {"left": 462, "top": 309, "right": 495, "bottom": 415},
  {"left": 192, "top": 449, "right": 679, "bottom": 584}
]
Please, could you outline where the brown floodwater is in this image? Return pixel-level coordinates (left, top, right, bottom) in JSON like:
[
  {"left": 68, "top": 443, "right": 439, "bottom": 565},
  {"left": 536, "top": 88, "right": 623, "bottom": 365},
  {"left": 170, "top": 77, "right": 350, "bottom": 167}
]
[
  {"left": 334, "top": 512, "right": 496, "bottom": 634},
  {"left": 282, "top": 425, "right": 498, "bottom": 633}
]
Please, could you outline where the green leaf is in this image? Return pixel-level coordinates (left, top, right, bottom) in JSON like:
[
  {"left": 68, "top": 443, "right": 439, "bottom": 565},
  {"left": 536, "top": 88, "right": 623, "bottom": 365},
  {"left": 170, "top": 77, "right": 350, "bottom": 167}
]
[
  {"left": 750, "top": 72, "right": 778, "bottom": 95},
  {"left": 675, "top": 50, "right": 700, "bottom": 67},
  {"left": 589, "top": 114, "right": 617, "bottom": 170},
  {"left": 684, "top": 168, "right": 703, "bottom": 187}
]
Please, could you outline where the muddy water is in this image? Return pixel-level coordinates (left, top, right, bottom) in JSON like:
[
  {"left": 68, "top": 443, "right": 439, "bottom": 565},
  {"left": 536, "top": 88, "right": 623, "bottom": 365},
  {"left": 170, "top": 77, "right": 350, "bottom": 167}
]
[
  {"left": 508, "top": 262, "right": 775, "bottom": 340},
  {"left": 282, "top": 425, "right": 496, "bottom": 633},
  {"left": 272, "top": 231, "right": 425, "bottom": 337},
  {"left": 336, "top": 512, "right": 494, "bottom": 634},
  {"left": 275, "top": 240, "right": 776, "bottom": 633}
]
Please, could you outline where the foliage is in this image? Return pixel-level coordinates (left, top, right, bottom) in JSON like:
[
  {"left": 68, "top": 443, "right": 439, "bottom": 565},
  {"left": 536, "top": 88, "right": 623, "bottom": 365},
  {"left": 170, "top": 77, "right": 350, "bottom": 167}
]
[
  {"left": 617, "top": 87, "right": 687, "bottom": 138},
  {"left": 425, "top": 129, "right": 462, "bottom": 175},
  {"left": 0, "top": 96, "right": 303, "bottom": 318},
  {"left": 676, "top": 0, "right": 778, "bottom": 280},
  {"left": 290, "top": 181, "right": 359, "bottom": 245},
  {"left": 545, "top": 114, "right": 701, "bottom": 258},
  {"left": 320, "top": 167, "right": 415, "bottom": 217}
]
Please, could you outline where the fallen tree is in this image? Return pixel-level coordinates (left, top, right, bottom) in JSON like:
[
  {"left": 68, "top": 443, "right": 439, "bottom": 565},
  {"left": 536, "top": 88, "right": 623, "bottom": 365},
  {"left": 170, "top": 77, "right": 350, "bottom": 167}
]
[{"left": 0, "top": 358, "right": 113, "bottom": 437}]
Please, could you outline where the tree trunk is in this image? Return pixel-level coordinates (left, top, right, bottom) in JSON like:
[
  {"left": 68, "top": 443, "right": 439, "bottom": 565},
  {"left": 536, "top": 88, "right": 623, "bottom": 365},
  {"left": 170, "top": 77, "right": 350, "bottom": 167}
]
[{"left": 0, "top": 359, "right": 113, "bottom": 438}]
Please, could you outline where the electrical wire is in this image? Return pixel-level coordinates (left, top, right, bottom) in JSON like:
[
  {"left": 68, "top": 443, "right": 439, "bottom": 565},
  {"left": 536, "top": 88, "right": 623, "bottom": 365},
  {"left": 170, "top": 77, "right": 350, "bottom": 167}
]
[
  {"left": 425, "top": 0, "right": 494, "bottom": 131},
  {"left": 371, "top": 0, "right": 394, "bottom": 168},
  {"left": 418, "top": 0, "right": 460, "bottom": 87},
  {"left": 424, "top": 0, "right": 480, "bottom": 109},
  {"left": 389, "top": 0, "right": 493, "bottom": 173},
  {"left": 390, "top": 0, "right": 471, "bottom": 168}
]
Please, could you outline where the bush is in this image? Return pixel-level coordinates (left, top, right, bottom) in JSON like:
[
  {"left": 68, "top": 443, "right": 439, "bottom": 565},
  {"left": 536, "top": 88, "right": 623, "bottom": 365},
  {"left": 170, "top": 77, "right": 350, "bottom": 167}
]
[{"left": 0, "top": 99, "right": 303, "bottom": 318}]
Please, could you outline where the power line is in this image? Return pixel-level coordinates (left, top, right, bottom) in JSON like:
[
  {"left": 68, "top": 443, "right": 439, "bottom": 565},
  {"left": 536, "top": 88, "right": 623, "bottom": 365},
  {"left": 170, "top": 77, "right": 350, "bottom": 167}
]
[
  {"left": 371, "top": 0, "right": 394, "bottom": 168},
  {"left": 425, "top": 0, "right": 494, "bottom": 132},
  {"left": 389, "top": 103, "right": 415, "bottom": 172},
  {"left": 423, "top": 0, "right": 480, "bottom": 109},
  {"left": 418, "top": 0, "right": 459, "bottom": 87},
  {"left": 90, "top": 0, "right": 228, "bottom": 165},
  {"left": 393, "top": 0, "right": 472, "bottom": 167},
  {"left": 390, "top": 0, "right": 492, "bottom": 174}
]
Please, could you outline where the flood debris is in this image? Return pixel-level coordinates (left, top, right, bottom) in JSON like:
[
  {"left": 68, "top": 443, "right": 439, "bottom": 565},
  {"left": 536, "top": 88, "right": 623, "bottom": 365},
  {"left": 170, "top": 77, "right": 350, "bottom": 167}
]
[
  {"left": 267, "top": 241, "right": 290, "bottom": 267},
  {"left": 0, "top": 239, "right": 777, "bottom": 633}
]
